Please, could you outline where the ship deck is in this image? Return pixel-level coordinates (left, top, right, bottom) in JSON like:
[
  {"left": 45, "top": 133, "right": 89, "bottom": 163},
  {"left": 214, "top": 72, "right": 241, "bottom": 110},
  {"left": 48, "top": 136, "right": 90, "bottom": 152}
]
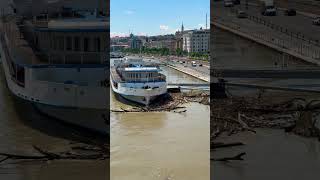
[
  {"left": 111, "top": 67, "right": 124, "bottom": 83},
  {"left": 0, "top": 18, "right": 41, "bottom": 65}
]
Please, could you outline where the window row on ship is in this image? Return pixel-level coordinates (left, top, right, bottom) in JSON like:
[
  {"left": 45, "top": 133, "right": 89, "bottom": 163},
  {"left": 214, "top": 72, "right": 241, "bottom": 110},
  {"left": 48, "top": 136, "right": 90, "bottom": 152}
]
[{"left": 35, "top": 32, "right": 107, "bottom": 53}]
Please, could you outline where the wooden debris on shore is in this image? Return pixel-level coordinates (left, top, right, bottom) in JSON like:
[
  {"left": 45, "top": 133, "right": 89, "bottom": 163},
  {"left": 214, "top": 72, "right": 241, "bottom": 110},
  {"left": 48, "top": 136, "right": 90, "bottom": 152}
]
[
  {"left": 0, "top": 143, "right": 109, "bottom": 164},
  {"left": 211, "top": 152, "right": 246, "bottom": 162},
  {"left": 211, "top": 96, "right": 320, "bottom": 140},
  {"left": 211, "top": 92, "right": 320, "bottom": 162},
  {"left": 111, "top": 91, "right": 209, "bottom": 113}
]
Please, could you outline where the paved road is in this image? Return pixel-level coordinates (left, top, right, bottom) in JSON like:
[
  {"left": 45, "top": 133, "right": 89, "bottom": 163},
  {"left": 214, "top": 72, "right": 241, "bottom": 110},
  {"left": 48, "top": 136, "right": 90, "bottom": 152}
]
[{"left": 213, "top": 1, "right": 320, "bottom": 40}]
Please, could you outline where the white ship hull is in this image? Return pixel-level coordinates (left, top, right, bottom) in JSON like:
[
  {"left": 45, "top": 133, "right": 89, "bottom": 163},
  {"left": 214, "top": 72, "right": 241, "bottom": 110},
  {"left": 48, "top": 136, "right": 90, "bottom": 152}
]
[
  {"left": 117, "top": 93, "right": 158, "bottom": 105},
  {"left": 110, "top": 77, "right": 167, "bottom": 106},
  {"left": 33, "top": 103, "right": 108, "bottom": 135}
]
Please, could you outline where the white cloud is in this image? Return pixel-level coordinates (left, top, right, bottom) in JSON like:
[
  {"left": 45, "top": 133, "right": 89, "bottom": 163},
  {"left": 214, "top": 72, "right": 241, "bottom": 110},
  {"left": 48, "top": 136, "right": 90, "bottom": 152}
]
[
  {"left": 137, "top": 32, "right": 147, "bottom": 36},
  {"left": 198, "top": 24, "right": 205, "bottom": 28},
  {"left": 124, "top": 10, "right": 135, "bottom": 15},
  {"left": 160, "top": 25, "right": 169, "bottom": 31},
  {"left": 110, "top": 32, "right": 128, "bottom": 38}
]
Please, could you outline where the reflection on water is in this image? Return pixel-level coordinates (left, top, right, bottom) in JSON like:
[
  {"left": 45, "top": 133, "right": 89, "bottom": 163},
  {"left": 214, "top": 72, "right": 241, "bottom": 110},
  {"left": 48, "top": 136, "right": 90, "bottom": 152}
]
[
  {"left": 110, "top": 58, "right": 210, "bottom": 180},
  {"left": 213, "top": 129, "right": 320, "bottom": 180}
]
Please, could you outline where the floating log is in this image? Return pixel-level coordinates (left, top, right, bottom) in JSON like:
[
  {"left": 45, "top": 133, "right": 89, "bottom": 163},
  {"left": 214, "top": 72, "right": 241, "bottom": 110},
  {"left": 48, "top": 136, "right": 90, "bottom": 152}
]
[
  {"left": 211, "top": 142, "right": 245, "bottom": 149},
  {"left": 212, "top": 152, "right": 246, "bottom": 162}
]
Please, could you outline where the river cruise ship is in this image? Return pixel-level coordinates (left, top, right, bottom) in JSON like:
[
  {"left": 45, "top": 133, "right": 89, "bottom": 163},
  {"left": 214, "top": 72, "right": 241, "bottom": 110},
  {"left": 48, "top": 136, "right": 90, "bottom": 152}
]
[
  {"left": 0, "top": 3, "right": 109, "bottom": 135},
  {"left": 110, "top": 58, "right": 167, "bottom": 106}
]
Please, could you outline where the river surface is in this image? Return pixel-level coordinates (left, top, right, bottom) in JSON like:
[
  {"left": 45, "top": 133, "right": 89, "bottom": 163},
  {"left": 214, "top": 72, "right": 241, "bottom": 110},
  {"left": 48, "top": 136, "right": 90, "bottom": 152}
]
[
  {"left": 110, "top": 58, "right": 210, "bottom": 180},
  {"left": 212, "top": 129, "right": 320, "bottom": 180},
  {"left": 212, "top": 28, "right": 320, "bottom": 179}
]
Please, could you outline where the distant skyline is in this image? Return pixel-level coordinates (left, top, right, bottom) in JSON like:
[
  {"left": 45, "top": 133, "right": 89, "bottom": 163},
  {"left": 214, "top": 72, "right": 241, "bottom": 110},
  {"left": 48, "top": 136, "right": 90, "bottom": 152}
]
[{"left": 111, "top": 0, "right": 209, "bottom": 37}]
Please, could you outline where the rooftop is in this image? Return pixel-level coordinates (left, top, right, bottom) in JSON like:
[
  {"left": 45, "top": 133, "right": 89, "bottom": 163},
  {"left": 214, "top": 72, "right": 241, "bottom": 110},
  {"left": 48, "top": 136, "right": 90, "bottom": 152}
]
[{"left": 124, "top": 67, "right": 159, "bottom": 72}]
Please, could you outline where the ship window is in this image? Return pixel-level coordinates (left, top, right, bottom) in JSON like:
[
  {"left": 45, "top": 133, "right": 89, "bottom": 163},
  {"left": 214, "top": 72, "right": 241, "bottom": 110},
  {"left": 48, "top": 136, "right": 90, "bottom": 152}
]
[
  {"left": 58, "top": 36, "right": 64, "bottom": 50},
  {"left": 84, "top": 38, "right": 90, "bottom": 52},
  {"left": 74, "top": 37, "right": 80, "bottom": 51},
  {"left": 66, "top": 36, "right": 72, "bottom": 51},
  {"left": 16, "top": 65, "right": 25, "bottom": 87},
  {"left": 94, "top": 37, "right": 101, "bottom": 52}
]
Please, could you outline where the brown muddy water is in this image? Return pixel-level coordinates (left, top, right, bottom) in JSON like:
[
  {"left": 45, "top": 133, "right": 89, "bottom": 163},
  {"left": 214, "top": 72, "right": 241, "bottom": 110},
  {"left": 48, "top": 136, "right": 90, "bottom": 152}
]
[
  {"left": 212, "top": 129, "right": 320, "bottom": 180},
  {"left": 0, "top": 67, "right": 108, "bottom": 180},
  {"left": 110, "top": 59, "right": 210, "bottom": 180}
]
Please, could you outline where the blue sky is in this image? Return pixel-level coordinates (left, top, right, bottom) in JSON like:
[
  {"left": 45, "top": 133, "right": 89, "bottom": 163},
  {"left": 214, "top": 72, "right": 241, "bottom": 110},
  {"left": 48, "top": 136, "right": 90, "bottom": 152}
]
[{"left": 111, "top": 0, "right": 209, "bottom": 37}]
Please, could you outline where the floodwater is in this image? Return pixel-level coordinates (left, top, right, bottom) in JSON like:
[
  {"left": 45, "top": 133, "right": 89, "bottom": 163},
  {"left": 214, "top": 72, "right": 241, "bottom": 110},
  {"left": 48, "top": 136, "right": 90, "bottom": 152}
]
[
  {"left": 110, "top": 58, "right": 210, "bottom": 180},
  {"left": 212, "top": 129, "right": 320, "bottom": 180},
  {"left": 0, "top": 67, "right": 108, "bottom": 180}
]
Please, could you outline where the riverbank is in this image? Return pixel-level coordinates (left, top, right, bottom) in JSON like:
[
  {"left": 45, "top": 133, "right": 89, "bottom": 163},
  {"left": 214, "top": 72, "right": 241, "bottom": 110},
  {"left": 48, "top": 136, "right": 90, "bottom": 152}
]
[
  {"left": 166, "top": 64, "right": 209, "bottom": 82},
  {"left": 124, "top": 53, "right": 209, "bottom": 65}
]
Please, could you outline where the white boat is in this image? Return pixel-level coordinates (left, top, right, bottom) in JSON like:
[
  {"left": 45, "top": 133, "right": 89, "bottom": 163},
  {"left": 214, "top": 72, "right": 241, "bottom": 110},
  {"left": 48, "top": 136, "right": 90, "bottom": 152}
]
[
  {"left": 0, "top": 3, "right": 109, "bottom": 135},
  {"left": 110, "top": 58, "right": 167, "bottom": 106}
]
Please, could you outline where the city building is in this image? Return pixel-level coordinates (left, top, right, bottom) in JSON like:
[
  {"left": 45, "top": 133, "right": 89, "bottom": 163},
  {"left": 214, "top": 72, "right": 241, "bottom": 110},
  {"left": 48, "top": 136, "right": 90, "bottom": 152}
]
[
  {"left": 183, "top": 28, "right": 210, "bottom": 54},
  {"left": 175, "top": 23, "right": 185, "bottom": 50},
  {"left": 129, "top": 33, "right": 143, "bottom": 49},
  {"left": 143, "top": 34, "right": 176, "bottom": 52}
]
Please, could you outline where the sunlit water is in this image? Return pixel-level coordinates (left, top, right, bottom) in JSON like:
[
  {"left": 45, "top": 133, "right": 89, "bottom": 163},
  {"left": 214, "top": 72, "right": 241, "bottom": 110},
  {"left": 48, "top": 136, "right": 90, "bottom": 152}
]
[{"left": 110, "top": 58, "right": 210, "bottom": 180}]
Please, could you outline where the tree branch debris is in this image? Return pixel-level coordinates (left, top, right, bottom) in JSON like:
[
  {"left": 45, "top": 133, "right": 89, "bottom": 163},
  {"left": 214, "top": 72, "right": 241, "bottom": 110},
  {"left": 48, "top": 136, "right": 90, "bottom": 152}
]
[
  {"left": 111, "top": 91, "right": 209, "bottom": 113},
  {"left": 211, "top": 90, "right": 320, "bottom": 162}
]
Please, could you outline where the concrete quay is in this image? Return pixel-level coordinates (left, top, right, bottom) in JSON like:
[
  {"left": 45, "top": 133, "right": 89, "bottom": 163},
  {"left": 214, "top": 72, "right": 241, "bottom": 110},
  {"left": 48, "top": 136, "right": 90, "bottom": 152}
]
[
  {"left": 166, "top": 64, "right": 209, "bottom": 82},
  {"left": 212, "top": 2, "right": 320, "bottom": 65}
]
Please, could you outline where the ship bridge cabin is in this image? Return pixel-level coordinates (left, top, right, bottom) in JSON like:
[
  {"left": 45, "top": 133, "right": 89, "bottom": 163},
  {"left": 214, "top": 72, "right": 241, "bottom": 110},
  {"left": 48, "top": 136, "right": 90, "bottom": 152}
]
[
  {"left": 118, "top": 67, "right": 166, "bottom": 83},
  {"left": 22, "top": 8, "right": 108, "bottom": 65}
]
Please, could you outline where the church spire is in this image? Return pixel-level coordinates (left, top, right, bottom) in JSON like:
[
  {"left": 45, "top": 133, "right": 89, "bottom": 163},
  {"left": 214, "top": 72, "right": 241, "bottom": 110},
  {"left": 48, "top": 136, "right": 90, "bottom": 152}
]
[{"left": 181, "top": 22, "right": 184, "bottom": 32}]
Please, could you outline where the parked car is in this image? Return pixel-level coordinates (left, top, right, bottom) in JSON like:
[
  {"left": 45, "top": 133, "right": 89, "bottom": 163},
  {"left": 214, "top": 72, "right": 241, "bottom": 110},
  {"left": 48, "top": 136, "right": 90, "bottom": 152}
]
[
  {"left": 313, "top": 18, "right": 320, "bottom": 25},
  {"left": 199, "top": 64, "right": 203, "bottom": 67},
  {"left": 224, "top": 0, "right": 234, "bottom": 7},
  {"left": 284, "top": 9, "right": 296, "bottom": 16},
  {"left": 237, "top": 10, "right": 247, "bottom": 18}
]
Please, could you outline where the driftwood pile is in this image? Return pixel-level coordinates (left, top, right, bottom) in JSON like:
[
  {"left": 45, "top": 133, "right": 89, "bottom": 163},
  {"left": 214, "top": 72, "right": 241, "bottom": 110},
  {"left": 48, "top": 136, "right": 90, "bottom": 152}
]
[
  {"left": 211, "top": 96, "right": 320, "bottom": 139},
  {"left": 0, "top": 142, "right": 109, "bottom": 164},
  {"left": 111, "top": 91, "right": 209, "bottom": 113},
  {"left": 0, "top": 144, "right": 109, "bottom": 163},
  {"left": 211, "top": 93, "right": 320, "bottom": 162}
]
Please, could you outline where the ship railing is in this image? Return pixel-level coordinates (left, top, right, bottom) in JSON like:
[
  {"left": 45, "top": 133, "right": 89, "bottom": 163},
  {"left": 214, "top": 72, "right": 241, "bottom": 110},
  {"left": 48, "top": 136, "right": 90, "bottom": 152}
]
[
  {"left": 32, "top": 20, "right": 48, "bottom": 28},
  {"left": 34, "top": 51, "right": 107, "bottom": 64},
  {"left": 120, "top": 76, "right": 166, "bottom": 83}
]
